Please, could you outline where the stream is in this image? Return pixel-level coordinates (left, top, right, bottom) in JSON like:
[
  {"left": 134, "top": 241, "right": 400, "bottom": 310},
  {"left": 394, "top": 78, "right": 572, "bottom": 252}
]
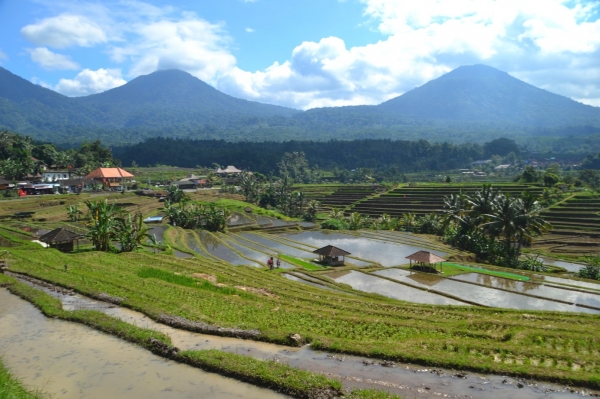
[{"left": 2, "top": 275, "right": 599, "bottom": 399}]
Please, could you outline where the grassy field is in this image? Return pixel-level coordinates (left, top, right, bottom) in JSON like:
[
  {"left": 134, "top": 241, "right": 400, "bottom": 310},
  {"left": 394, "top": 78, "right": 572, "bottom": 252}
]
[{"left": 2, "top": 230, "right": 600, "bottom": 389}]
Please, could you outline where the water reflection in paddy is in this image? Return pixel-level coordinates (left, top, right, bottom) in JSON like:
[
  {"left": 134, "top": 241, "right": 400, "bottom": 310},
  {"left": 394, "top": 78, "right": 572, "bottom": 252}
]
[
  {"left": 239, "top": 233, "right": 316, "bottom": 258},
  {"left": 536, "top": 275, "right": 600, "bottom": 292},
  {"left": 283, "top": 231, "right": 445, "bottom": 267},
  {"left": 374, "top": 269, "right": 599, "bottom": 313},
  {"left": 198, "top": 231, "right": 261, "bottom": 266},
  {"left": 538, "top": 257, "right": 585, "bottom": 273},
  {"left": 453, "top": 273, "right": 600, "bottom": 309},
  {"left": 0, "top": 289, "right": 289, "bottom": 399},
  {"left": 219, "top": 236, "right": 295, "bottom": 269},
  {"left": 329, "top": 270, "right": 467, "bottom": 305}
]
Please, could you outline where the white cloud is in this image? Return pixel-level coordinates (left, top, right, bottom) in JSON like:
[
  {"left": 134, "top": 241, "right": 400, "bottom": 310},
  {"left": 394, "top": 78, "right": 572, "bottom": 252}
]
[
  {"left": 0, "top": 48, "right": 6, "bottom": 64},
  {"left": 27, "top": 47, "right": 79, "bottom": 70},
  {"left": 27, "top": 0, "right": 600, "bottom": 108},
  {"left": 217, "top": 0, "right": 600, "bottom": 109},
  {"left": 21, "top": 14, "right": 107, "bottom": 49},
  {"left": 54, "top": 68, "right": 126, "bottom": 96},
  {"left": 110, "top": 16, "right": 236, "bottom": 85}
]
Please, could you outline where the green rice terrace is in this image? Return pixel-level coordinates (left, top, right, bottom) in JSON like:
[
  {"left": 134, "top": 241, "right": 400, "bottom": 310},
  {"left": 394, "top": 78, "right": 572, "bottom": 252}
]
[{"left": 1, "top": 185, "right": 600, "bottom": 397}]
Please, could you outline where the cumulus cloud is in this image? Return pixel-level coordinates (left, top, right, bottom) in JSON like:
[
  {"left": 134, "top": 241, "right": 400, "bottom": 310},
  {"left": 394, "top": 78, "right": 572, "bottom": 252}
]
[
  {"left": 27, "top": 47, "right": 79, "bottom": 70},
  {"left": 110, "top": 16, "right": 236, "bottom": 84},
  {"left": 26, "top": 0, "right": 600, "bottom": 107},
  {"left": 245, "top": 27, "right": 255, "bottom": 33},
  {"left": 21, "top": 14, "right": 107, "bottom": 48},
  {"left": 218, "top": 0, "right": 600, "bottom": 109},
  {"left": 54, "top": 68, "right": 126, "bottom": 96}
]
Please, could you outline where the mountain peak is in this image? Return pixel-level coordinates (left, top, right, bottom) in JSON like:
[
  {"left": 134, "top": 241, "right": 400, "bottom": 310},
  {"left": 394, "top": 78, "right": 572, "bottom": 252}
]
[{"left": 377, "top": 64, "right": 598, "bottom": 125}]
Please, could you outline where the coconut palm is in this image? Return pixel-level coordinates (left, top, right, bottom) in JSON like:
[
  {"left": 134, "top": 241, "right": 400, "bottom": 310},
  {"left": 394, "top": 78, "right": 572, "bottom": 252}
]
[{"left": 441, "top": 192, "right": 469, "bottom": 230}]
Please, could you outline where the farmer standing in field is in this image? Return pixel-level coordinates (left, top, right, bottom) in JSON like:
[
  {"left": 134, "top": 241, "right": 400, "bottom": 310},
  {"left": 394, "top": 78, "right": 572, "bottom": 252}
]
[
  {"left": 276, "top": 258, "right": 281, "bottom": 268},
  {"left": 267, "top": 257, "right": 274, "bottom": 270}
]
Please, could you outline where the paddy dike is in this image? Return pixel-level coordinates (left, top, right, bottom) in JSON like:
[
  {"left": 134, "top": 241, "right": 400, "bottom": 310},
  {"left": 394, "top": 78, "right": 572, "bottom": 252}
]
[{"left": 4, "top": 273, "right": 599, "bottom": 399}]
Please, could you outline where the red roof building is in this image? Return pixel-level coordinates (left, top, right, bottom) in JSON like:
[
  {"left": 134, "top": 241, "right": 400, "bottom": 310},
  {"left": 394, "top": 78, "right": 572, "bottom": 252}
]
[{"left": 85, "top": 168, "right": 134, "bottom": 189}]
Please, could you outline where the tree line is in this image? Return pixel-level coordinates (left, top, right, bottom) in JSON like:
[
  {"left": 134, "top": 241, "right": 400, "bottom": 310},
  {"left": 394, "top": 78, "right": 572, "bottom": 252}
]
[
  {"left": 0, "top": 130, "right": 118, "bottom": 180},
  {"left": 113, "top": 137, "right": 521, "bottom": 174}
]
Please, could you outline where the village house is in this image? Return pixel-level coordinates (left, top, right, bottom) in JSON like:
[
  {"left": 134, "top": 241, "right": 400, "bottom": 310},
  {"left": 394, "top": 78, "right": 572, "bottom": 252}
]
[
  {"left": 43, "top": 169, "right": 73, "bottom": 182},
  {"left": 85, "top": 167, "right": 134, "bottom": 190}
]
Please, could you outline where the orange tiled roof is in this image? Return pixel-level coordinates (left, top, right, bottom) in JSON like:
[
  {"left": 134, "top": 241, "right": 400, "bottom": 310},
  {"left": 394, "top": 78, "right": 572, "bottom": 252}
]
[{"left": 85, "top": 167, "right": 134, "bottom": 179}]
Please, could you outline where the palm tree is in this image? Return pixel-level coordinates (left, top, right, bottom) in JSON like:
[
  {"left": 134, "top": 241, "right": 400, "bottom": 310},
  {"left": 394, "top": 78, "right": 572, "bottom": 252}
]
[
  {"left": 329, "top": 208, "right": 344, "bottom": 220},
  {"left": 304, "top": 200, "right": 321, "bottom": 222},
  {"left": 348, "top": 212, "right": 363, "bottom": 230},
  {"left": 513, "top": 193, "right": 551, "bottom": 257},
  {"left": 482, "top": 195, "right": 521, "bottom": 261},
  {"left": 400, "top": 212, "right": 417, "bottom": 232},
  {"left": 441, "top": 192, "right": 469, "bottom": 230}
]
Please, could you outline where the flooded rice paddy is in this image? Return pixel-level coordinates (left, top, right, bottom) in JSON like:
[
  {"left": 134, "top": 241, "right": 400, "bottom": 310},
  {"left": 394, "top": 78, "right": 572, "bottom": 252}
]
[
  {"left": 4, "top": 279, "right": 596, "bottom": 399},
  {"left": 374, "top": 269, "right": 600, "bottom": 314},
  {"left": 454, "top": 273, "right": 600, "bottom": 309},
  {"left": 282, "top": 231, "right": 446, "bottom": 267},
  {"left": 328, "top": 270, "right": 468, "bottom": 305},
  {"left": 538, "top": 257, "right": 585, "bottom": 273}
]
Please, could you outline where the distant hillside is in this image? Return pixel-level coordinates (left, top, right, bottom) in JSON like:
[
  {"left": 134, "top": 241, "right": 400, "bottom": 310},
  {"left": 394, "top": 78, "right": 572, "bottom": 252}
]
[
  {"left": 297, "top": 65, "right": 600, "bottom": 129},
  {"left": 377, "top": 64, "right": 600, "bottom": 126},
  {"left": 0, "top": 65, "right": 599, "bottom": 145}
]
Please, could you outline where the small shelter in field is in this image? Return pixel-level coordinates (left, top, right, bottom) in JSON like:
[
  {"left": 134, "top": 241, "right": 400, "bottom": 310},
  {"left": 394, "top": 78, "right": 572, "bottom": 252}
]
[
  {"left": 215, "top": 165, "right": 242, "bottom": 175},
  {"left": 406, "top": 250, "right": 446, "bottom": 273},
  {"left": 313, "top": 245, "right": 351, "bottom": 266},
  {"left": 39, "top": 228, "right": 84, "bottom": 253},
  {"left": 86, "top": 167, "right": 134, "bottom": 190}
]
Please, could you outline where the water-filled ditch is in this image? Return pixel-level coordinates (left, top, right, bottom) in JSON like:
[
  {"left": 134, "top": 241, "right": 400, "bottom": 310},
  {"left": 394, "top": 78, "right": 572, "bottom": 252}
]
[
  {"left": 0, "top": 289, "right": 289, "bottom": 399},
  {"left": 4, "top": 280, "right": 595, "bottom": 399}
]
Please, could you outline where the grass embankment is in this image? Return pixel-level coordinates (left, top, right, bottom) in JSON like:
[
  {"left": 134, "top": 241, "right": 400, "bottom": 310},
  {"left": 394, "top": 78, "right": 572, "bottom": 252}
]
[
  {"left": 440, "top": 263, "right": 530, "bottom": 281},
  {"left": 180, "top": 350, "right": 401, "bottom": 399},
  {"left": 0, "top": 273, "right": 400, "bottom": 399},
  {"left": 3, "top": 230, "right": 600, "bottom": 389},
  {"left": 279, "top": 254, "right": 323, "bottom": 270},
  {"left": 0, "top": 359, "right": 44, "bottom": 399}
]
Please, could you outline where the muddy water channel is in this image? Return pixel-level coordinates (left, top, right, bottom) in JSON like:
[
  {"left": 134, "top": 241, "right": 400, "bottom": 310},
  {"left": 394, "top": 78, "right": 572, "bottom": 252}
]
[
  {"left": 0, "top": 289, "right": 289, "bottom": 399},
  {"left": 282, "top": 231, "right": 446, "bottom": 267},
  {"left": 3, "top": 282, "right": 596, "bottom": 399},
  {"left": 374, "top": 269, "right": 600, "bottom": 314}
]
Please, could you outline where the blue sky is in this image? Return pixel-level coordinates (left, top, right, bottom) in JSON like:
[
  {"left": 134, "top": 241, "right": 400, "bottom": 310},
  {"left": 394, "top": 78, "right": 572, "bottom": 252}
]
[{"left": 1, "top": 0, "right": 600, "bottom": 109}]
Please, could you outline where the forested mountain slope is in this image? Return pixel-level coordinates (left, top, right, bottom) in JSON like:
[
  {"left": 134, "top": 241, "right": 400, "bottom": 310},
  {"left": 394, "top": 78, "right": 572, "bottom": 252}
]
[{"left": 0, "top": 65, "right": 599, "bottom": 145}]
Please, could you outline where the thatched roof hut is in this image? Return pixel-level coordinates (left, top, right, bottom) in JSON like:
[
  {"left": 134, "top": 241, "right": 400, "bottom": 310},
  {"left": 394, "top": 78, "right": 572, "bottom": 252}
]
[
  {"left": 406, "top": 250, "right": 446, "bottom": 273},
  {"left": 39, "top": 228, "right": 84, "bottom": 253},
  {"left": 313, "top": 245, "right": 350, "bottom": 266}
]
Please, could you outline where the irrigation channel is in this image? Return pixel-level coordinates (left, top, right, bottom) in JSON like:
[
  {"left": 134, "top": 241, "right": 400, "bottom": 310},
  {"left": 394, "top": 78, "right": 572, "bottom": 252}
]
[
  {"left": 173, "top": 227, "right": 600, "bottom": 313},
  {"left": 2, "top": 275, "right": 598, "bottom": 399}
]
